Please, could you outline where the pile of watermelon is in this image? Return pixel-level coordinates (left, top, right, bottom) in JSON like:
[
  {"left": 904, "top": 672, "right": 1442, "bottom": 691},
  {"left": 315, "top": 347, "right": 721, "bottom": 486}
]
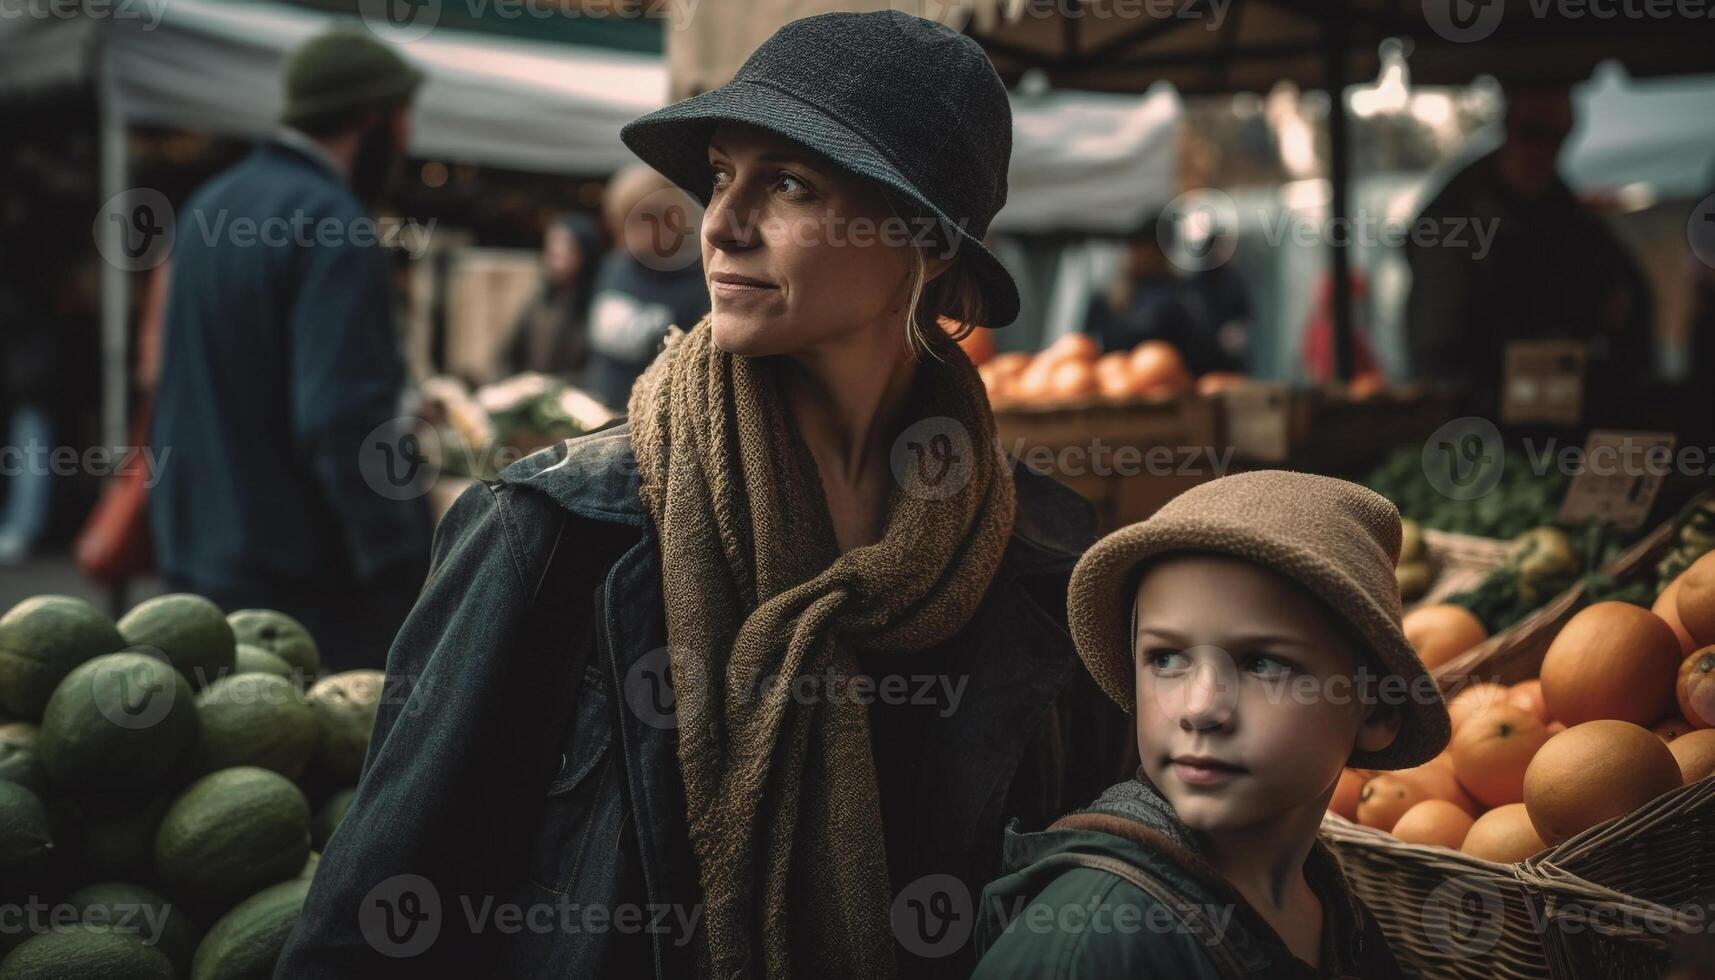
[{"left": 0, "top": 593, "right": 382, "bottom": 979}]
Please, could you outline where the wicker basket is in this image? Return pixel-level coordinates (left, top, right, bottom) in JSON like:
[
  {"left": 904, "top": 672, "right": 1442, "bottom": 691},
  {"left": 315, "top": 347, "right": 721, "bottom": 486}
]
[
  {"left": 1410, "top": 530, "right": 1518, "bottom": 611},
  {"left": 1322, "top": 497, "right": 1715, "bottom": 979}
]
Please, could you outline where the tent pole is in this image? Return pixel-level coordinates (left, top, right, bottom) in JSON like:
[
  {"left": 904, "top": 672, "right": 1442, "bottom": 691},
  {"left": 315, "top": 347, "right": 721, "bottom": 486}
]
[
  {"left": 98, "top": 59, "right": 130, "bottom": 454},
  {"left": 1325, "top": 2, "right": 1355, "bottom": 383}
]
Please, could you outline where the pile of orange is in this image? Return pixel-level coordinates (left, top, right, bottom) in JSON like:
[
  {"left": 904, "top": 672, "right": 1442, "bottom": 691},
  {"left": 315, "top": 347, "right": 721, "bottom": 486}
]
[
  {"left": 957, "top": 326, "right": 1247, "bottom": 409},
  {"left": 1329, "top": 550, "right": 1715, "bottom": 861}
]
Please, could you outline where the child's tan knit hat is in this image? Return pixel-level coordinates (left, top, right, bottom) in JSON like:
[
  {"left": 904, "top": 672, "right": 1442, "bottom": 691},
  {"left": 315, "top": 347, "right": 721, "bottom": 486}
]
[{"left": 1066, "top": 469, "right": 1451, "bottom": 770}]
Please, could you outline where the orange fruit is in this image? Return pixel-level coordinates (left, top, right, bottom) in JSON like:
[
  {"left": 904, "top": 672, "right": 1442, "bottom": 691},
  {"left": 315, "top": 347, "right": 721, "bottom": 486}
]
[
  {"left": 1356, "top": 774, "right": 1430, "bottom": 831},
  {"left": 1654, "top": 577, "right": 1698, "bottom": 656},
  {"left": 987, "top": 352, "right": 1031, "bottom": 379},
  {"left": 1676, "top": 551, "right": 1715, "bottom": 647},
  {"left": 1042, "top": 332, "right": 1100, "bottom": 365},
  {"left": 1329, "top": 769, "right": 1365, "bottom": 820},
  {"left": 1539, "top": 602, "right": 1681, "bottom": 727},
  {"left": 1047, "top": 359, "right": 1099, "bottom": 403},
  {"left": 1679, "top": 647, "right": 1715, "bottom": 730},
  {"left": 1423, "top": 751, "right": 1456, "bottom": 773},
  {"left": 1194, "top": 372, "right": 1247, "bottom": 396},
  {"left": 1522, "top": 720, "right": 1683, "bottom": 845},
  {"left": 1546, "top": 720, "right": 1566, "bottom": 735},
  {"left": 1391, "top": 799, "right": 1475, "bottom": 848},
  {"left": 1447, "top": 682, "right": 1510, "bottom": 732},
  {"left": 1506, "top": 679, "right": 1552, "bottom": 724},
  {"left": 1669, "top": 728, "right": 1715, "bottom": 783},
  {"left": 1093, "top": 352, "right": 1135, "bottom": 401},
  {"left": 1403, "top": 605, "right": 1489, "bottom": 672},
  {"left": 1128, "top": 341, "right": 1191, "bottom": 396},
  {"left": 978, "top": 365, "right": 1015, "bottom": 407},
  {"left": 1396, "top": 762, "right": 1478, "bottom": 815},
  {"left": 1450, "top": 703, "right": 1552, "bottom": 808},
  {"left": 1013, "top": 357, "right": 1057, "bottom": 403},
  {"left": 1652, "top": 715, "right": 1694, "bottom": 743},
  {"left": 1347, "top": 370, "right": 1388, "bottom": 400},
  {"left": 1461, "top": 803, "right": 1547, "bottom": 863}
]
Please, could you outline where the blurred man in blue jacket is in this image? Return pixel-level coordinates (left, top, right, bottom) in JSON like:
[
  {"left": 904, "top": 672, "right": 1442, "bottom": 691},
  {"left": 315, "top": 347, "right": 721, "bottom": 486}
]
[{"left": 150, "top": 30, "right": 431, "bottom": 670}]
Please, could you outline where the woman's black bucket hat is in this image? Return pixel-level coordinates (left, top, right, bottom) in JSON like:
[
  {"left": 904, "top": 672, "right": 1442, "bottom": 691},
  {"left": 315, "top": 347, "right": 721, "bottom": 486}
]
[{"left": 619, "top": 9, "right": 1021, "bottom": 328}]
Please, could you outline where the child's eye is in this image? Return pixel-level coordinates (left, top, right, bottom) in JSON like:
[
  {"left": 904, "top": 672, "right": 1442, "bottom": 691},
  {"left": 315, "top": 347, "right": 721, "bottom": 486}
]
[
  {"left": 1145, "top": 648, "right": 1187, "bottom": 672},
  {"left": 1244, "top": 653, "right": 1295, "bottom": 676}
]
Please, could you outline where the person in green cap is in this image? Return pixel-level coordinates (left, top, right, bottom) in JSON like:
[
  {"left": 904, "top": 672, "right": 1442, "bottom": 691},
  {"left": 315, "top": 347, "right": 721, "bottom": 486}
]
[{"left": 148, "top": 29, "right": 430, "bottom": 672}]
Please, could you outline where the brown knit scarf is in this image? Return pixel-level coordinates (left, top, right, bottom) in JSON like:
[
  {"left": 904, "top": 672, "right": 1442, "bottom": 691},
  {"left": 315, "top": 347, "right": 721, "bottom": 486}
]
[{"left": 627, "top": 315, "right": 1016, "bottom": 979}]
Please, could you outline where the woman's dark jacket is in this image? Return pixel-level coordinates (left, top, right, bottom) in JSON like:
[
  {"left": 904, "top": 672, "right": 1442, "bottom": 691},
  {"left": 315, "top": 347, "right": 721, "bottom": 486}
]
[{"left": 274, "top": 420, "right": 1129, "bottom": 978}]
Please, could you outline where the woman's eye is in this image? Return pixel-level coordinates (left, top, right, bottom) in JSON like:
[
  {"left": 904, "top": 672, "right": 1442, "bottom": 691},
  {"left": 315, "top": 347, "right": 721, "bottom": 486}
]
[
  {"left": 1244, "top": 654, "right": 1294, "bottom": 676},
  {"left": 710, "top": 167, "right": 731, "bottom": 190},
  {"left": 1145, "top": 649, "right": 1187, "bottom": 672},
  {"left": 774, "top": 173, "right": 810, "bottom": 198}
]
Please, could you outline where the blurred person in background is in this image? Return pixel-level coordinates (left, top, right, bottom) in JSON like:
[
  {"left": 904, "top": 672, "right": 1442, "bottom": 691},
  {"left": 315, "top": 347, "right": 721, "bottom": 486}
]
[
  {"left": 148, "top": 30, "right": 431, "bottom": 671},
  {"left": 1083, "top": 214, "right": 1247, "bottom": 375},
  {"left": 1405, "top": 84, "right": 1655, "bottom": 423},
  {"left": 1301, "top": 269, "right": 1382, "bottom": 386},
  {"left": 582, "top": 164, "right": 711, "bottom": 409},
  {"left": 501, "top": 211, "right": 603, "bottom": 382}
]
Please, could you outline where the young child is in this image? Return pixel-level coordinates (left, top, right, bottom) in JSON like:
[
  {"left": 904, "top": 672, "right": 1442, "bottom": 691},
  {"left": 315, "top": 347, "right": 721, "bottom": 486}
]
[{"left": 971, "top": 470, "right": 1451, "bottom": 979}]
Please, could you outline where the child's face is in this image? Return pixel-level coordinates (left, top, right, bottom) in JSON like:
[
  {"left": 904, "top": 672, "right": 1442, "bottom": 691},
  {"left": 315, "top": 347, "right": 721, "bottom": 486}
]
[{"left": 1131, "top": 554, "right": 1400, "bottom": 834}]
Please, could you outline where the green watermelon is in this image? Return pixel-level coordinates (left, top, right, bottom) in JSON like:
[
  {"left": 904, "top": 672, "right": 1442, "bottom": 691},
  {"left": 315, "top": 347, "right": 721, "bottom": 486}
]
[
  {"left": 231, "top": 645, "right": 295, "bottom": 683},
  {"left": 55, "top": 794, "right": 171, "bottom": 885},
  {"left": 117, "top": 595, "right": 236, "bottom": 690},
  {"left": 0, "top": 924, "right": 174, "bottom": 980},
  {"left": 38, "top": 653, "right": 197, "bottom": 795},
  {"left": 0, "top": 781, "right": 51, "bottom": 890},
  {"left": 225, "top": 610, "right": 319, "bottom": 677},
  {"left": 66, "top": 882, "right": 200, "bottom": 976},
  {"left": 189, "top": 878, "right": 310, "bottom": 980},
  {"left": 306, "top": 671, "right": 384, "bottom": 785},
  {"left": 0, "top": 723, "right": 46, "bottom": 795},
  {"left": 155, "top": 768, "right": 309, "bottom": 911},
  {"left": 0, "top": 596, "right": 124, "bottom": 722},
  {"left": 188, "top": 674, "right": 317, "bottom": 779}
]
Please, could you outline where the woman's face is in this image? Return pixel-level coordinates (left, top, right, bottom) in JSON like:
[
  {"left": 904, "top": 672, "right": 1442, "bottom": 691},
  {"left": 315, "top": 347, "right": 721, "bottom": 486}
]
[{"left": 701, "top": 121, "right": 919, "bottom": 356}]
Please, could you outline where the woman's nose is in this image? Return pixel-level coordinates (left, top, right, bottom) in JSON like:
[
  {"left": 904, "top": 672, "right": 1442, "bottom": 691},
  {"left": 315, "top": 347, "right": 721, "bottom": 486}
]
[{"left": 703, "top": 182, "right": 757, "bottom": 253}]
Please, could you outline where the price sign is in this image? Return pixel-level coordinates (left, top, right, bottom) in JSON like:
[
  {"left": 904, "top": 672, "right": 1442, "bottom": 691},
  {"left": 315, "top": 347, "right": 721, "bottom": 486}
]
[
  {"left": 1502, "top": 340, "right": 1586, "bottom": 427},
  {"left": 1557, "top": 430, "right": 1677, "bottom": 530}
]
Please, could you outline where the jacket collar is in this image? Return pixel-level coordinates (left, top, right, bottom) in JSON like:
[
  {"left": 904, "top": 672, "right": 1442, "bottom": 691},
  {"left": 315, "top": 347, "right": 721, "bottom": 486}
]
[{"left": 498, "top": 419, "right": 1096, "bottom": 576}]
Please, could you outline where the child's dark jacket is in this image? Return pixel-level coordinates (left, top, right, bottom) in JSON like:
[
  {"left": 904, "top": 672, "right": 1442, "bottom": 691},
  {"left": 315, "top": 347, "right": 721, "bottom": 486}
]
[{"left": 973, "top": 776, "right": 1406, "bottom": 979}]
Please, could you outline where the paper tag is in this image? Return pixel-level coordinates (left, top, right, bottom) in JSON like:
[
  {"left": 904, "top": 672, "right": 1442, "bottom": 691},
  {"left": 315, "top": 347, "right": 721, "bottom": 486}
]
[
  {"left": 1557, "top": 430, "right": 1677, "bottom": 530},
  {"left": 1222, "top": 383, "right": 1292, "bottom": 462},
  {"left": 1502, "top": 340, "right": 1586, "bottom": 426}
]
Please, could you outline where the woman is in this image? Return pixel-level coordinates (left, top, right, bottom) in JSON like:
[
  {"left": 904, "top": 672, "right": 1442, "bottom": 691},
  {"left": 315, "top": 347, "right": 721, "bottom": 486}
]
[
  {"left": 502, "top": 212, "right": 603, "bottom": 382},
  {"left": 277, "top": 11, "right": 1125, "bottom": 979}
]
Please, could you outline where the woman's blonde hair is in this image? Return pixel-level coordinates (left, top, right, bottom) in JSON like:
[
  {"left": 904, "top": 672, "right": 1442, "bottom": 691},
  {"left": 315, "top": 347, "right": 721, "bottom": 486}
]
[{"left": 887, "top": 192, "right": 989, "bottom": 360}]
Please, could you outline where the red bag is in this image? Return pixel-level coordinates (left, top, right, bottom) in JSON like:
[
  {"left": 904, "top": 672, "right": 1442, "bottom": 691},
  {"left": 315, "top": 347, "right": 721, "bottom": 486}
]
[{"left": 74, "top": 398, "right": 157, "bottom": 585}]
